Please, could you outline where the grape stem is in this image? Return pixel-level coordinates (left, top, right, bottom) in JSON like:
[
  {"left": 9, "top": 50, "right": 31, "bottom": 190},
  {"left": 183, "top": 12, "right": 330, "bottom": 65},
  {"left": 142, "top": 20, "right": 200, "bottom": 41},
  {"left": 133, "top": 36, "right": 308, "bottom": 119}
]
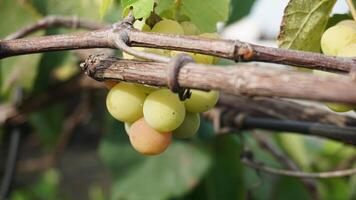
[{"left": 1, "top": 15, "right": 355, "bottom": 73}]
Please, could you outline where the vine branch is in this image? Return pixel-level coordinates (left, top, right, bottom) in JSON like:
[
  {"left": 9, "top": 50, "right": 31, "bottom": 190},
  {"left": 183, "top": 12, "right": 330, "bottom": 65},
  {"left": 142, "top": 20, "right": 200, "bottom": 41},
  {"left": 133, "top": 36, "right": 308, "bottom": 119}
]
[
  {"left": 1, "top": 16, "right": 355, "bottom": 73},
  {"left": 81, "top": 55, "right": 356, "bottom": 104}
]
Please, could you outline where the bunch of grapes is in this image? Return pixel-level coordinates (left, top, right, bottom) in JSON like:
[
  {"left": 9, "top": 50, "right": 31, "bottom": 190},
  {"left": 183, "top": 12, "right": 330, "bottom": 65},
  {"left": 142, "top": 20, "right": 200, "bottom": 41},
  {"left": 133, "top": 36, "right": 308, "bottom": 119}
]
[
  {"left": 106, "top": 19, "right": 220, "bottom": 155},
  {"left": 316, "top": 19, "right": 356, "bottom": 112}
]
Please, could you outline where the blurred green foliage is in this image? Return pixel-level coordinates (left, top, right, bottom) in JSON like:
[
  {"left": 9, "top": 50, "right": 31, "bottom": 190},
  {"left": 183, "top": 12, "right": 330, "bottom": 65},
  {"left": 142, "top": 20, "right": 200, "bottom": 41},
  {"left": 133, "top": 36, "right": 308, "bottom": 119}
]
[{"left": 1, "top": 1, "right": 355, "bottom": 200}]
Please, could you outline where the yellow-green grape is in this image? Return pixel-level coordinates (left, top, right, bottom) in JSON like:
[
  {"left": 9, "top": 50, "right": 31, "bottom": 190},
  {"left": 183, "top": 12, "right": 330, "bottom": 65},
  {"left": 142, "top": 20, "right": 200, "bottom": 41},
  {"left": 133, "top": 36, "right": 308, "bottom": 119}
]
[
  {"left": 325, "top": 103, "right": 354, "bottom": 112},
  {"left": 150, "top": 19, "right": 185, "bottom": 56},
  {"left": 185, "top": 90, "right": 219, "bottom": 113},
  {"left": 143, "top": 89, "right": 185, "bottom": 132},
  {"left": 124, "top": 122, "right": 132, "bottom": 135},
  {"left": 135, "top": 84, "right": 158, "bottom": 96},
  {"left": 151, "top": 19, "right": 184, "bottom": 35},
  {"left": 313, "top": 66, "right": 354, "bottom": 112},
  {"left": 170, "top": 50, "right": 195, "bottom": 59},
  {"left": 180, "top": 21, "right": 200, "bottom": 35},
  {"left": 106, "top": 82, "right": 147, "bottom": 123},
  {"left": 133, "top": 20, "right": 151, "bottom": 32},
  {"left": 123, "top": 21, "right": 151, "bottom": 60},
  {"left": 337, "top": 20, "right": 356, "bottom": 30},
  {"left": 193, "top": 33, "right": 220, "bottom": 64},
  {"left": 123, "top": 47, "right": 146, "bottom": 60},
  {"left": 173, "top": 112, "right": 200, "bottom": 139},
  {"left": 312, "top": 70, "right": 338, "bottom": 77},
  {"left": 129, "top": 118, "right": 172, "bottom": 156},
  {"left": 320, "top": 24, "right": 356, "bottom": 56},
  {"left": 337, "top": 43, "right": 356, "bottom": 57}
]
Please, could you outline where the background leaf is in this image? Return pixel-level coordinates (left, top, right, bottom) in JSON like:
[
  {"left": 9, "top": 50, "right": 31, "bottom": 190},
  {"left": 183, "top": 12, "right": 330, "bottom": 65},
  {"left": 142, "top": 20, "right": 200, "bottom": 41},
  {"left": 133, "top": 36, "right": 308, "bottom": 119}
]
[
  {"left": 179, "top": 0, "right": 230, "bottom": 32},
  {"left": 100, "top": 0, "right": 114, "bottom": 18},
  {"left": 0, "top": 0, "right": 42, "bottom": 96},
  {"left": 278, "top": 0, "right": 336, "bottom": 52},
  {"left": 121, "top": 0, "right": 155, "bottom": 19},
  {"left": 111, "top": 142, "right": 211, "bottom": 200},
  {"left": 226, "top": 0, "right": 256, "bottom": 25}
]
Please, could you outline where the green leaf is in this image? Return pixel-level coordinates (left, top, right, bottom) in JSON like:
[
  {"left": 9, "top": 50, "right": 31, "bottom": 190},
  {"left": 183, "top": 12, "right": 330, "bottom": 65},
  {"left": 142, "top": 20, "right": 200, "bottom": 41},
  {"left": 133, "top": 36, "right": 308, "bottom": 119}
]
[
  {"left": 121, "top": 0, "right": 155, "bottom": 19},
  {"left": 155, "top": 0, "right": 175, "bottom": 19},
  {"left": 185, "top": 135, "right": 245, "bottom": 200},
  {"left": 111, "top": 142, "right": 212, "bottom": 200},
  {"left": 100, "top": 0, "right": 114, "bottom": 18},
  {"left": 278, "top": 0, "right": 337, "bottom": 52},
  {"left": 29, "top": 104, "right": 65, "bottom": 147},
  {"left": 180, "top": 0, "right": 230, "bottom": 32},
  {"left": 29, "top": 0, "right": 101, "bottom": 20},
  {"left": 277, "top": 133, "right": 311, "bottom": 170},
  {"left": 226, "top": 0, "right": 256, "bottom": 25},
  {"left": 0, "top": 0, "right": 42, "bottom": 95},
  {"left": 98, "top": 117, "right": 145, "bottom": 178},
  {"left": 319, "top": 178, "right": 350, "bottom": 200},
  {"left": 326, "top": 13, "right": 353, "bottom": 28},
  {"left": 272, "top": 177, "right": 312, "bottom": 200}
]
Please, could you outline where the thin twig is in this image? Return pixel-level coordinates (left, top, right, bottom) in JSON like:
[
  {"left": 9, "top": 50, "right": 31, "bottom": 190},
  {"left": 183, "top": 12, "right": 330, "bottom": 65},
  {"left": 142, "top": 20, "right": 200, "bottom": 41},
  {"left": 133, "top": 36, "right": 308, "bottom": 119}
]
[
  {"left": 252, "top": 132, "right": 319, "bottom": 200},
  {"left": 241, "top": 154, "right": 356, "bottom": 178},
  {"left": 5, "top": 16, "right": 107, "bottom": 40},
  {"left": 218, "top": 93, "right": 356, "bottom": 127}
]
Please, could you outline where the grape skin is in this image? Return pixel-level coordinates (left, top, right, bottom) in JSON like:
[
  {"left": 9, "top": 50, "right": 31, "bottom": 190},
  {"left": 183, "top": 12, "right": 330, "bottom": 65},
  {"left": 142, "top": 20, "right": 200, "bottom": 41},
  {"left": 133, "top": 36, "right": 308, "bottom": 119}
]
[
  {"left": 143, "top": 89, "right": 186, "bottom": 132},
  {"left": 337, "top": 43, "right": 356, "bottom": 57},
  {"left": 193, "top": 33, "right": 220, "bottom": 64},
  {"left": 180, "top": 21, "right": 200, "bottom": 35},
  {"left": 337, "top": 20, "right": 356, "bottom": 30},
  {"left": 320, "top": 24, "right": 356, "bottom": 56},
  {"left": 173, "top": 112, "right": 200, "bottom": 139},
  {"left": 185, "top": 89, "right": 219, "bottom": 113},
  {"left": 129, "top": 118, "right": 172, "bottom": 155},
  {"left": 106, "top": 82, "right": 147, "bottom": 123},
  {"left": 151, "top": 19, "right": 184, "bottom": 35}
]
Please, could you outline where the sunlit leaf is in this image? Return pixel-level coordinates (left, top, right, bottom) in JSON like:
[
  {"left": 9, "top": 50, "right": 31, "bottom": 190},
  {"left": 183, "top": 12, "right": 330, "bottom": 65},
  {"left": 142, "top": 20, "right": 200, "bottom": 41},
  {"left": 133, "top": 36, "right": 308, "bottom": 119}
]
[{"left": 278, "top": 0, "right": 336, "bottom": 52}]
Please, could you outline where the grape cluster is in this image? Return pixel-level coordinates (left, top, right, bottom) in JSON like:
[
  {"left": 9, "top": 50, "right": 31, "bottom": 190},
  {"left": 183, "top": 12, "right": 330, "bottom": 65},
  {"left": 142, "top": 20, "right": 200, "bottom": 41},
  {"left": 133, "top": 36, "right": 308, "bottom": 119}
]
[
  {"left": 107, "top": 19, "right": 220, "bottom": 155},
  {"left": 316, "top": 20, "right": 356, "bottom": 112}
]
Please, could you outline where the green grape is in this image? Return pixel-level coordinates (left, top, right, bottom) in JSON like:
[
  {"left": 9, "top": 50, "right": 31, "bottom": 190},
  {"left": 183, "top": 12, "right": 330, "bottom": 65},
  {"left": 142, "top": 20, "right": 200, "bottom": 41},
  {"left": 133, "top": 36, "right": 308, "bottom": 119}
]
[
  {"left": 106, "top": 82, "right": 147, "bottom": 123},
  {"left": 151, "top": 19, "right": 184, "bottom": 35},
  {"left": 129, "top": 118, "right": 172, "bottom": 155},
  {"left": 143, "top": 89, "right": 186, "bottom": 132},
  {"left": 313, "top": 66, "right": 355, "bottom": 112},
  {"left": 185, "top": 89, "right": 219, "bottom": 113},
  {"left": 338, "top": 43, "right": 356, "bottom": 57},
  {"left": 150, "top": 19, "right": 185, "bottom": 57},
  {"left": 320, "top": 24, "right": 356, "bottom": 56},
  {"left": 180, "top": 21, "right": 200, "bottom": 35},
  {"left": 124, "top": 122, "right": 132, "bottom": 135},
  {"left": 133, "top": 20, "right": 151, "bottom": 32},
  {"left": 135, "top": 84, "right": 158, "bottom": 96},
  {"left": 123, "top": 21, "right": 151, "bottom": 60},
  {"left": 173, "top": 112, "right": 200, "bottom": 139},
  {"left": 312, "top": 70, "right": 338, "bottom": 77},
  {"left": 337, "top": 20, "right": 356, "bottom": 30},
  {"left": 193, "top": 33, "right": 220, "bottom": 64},
  {"left": 325, "top": 103, "right": 354, "bottom": 113},
  {"left": 123, "top": 47, "right": 146, "bottom": 60}
]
